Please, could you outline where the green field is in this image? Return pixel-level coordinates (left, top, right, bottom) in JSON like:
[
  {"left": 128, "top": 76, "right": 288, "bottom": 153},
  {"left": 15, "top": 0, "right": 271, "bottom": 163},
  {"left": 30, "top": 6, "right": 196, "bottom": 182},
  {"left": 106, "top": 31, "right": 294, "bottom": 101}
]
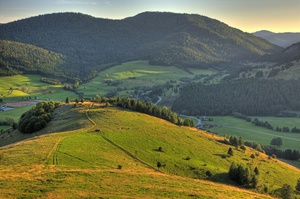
[
  {"left": 77, "top": 60, "right": 217, "bottom": 98},
  {"left": 203, "top": 116, "right": 300, "bottom": 151},
  {"left": 0, "top": 74, "right": 77, "bottom": 102},
  {"left": 0, "top": 105, "right": 299, "bottom": 198}
]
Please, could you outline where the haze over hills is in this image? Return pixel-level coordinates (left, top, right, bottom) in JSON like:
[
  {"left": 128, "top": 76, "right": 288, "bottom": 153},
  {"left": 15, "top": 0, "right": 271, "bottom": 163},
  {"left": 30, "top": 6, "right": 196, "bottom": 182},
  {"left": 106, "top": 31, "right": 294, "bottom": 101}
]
[
  {"left": 0, "top": 12, "right": 281, "bottom": 81},
  {"left": 254, "top": 30, "right": 300, "bottom": 48}
]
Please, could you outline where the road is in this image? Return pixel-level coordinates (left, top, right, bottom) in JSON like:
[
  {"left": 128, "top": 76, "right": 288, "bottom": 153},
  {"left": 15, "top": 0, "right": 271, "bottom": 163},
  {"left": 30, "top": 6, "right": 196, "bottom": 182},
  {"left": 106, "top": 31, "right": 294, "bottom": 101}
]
[
  {"left": 179, "top": 114, "right": 202, "bottom": 127},
  {"left": 154, "top": 96, "right": 162, "bottom": 105},
  {"left": 223, "top": 126, "right": 300, "bottom": 142}
]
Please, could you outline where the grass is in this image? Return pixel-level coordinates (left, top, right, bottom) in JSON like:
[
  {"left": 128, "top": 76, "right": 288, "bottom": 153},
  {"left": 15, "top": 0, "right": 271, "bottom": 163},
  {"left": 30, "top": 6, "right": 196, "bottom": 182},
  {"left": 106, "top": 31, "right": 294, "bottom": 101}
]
[
  {"left": 0, "top": 105, "right": 299, "bottom": 198},
  {"left": 0, "top": 74, "right": 77, "bottom": 102},
  {"left": 77, "top": 60, "right": 217, "bottom": 98},
  {"left": 203, "top": 116, "right": 300, "bottom": 151}
]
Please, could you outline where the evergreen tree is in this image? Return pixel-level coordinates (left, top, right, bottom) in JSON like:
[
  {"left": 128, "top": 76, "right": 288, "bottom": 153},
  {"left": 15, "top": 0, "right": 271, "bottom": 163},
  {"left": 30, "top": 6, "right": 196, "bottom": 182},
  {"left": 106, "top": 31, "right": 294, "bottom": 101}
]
[
  {"left": 228, "top": 147, "right": 234, "bottom": 156},
  {"left": 296, "top": 178, "right": 300, "bottom": 192},
  {"left": 281, "top": 184, "right": 294, "bottom": 199},
  {"left": 65, "top": 97, "right": 70, "bottom": 104}
]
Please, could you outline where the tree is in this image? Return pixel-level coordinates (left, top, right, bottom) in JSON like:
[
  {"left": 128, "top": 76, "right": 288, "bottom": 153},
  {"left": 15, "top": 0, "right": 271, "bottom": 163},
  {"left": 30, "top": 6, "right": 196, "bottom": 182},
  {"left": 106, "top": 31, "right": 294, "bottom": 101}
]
[
  {"left": 281, "top": 184, "right": 294, "bottom": 199},
  {"left": 228, "top": 147, "right": 234, "bottom": 156},
  {"left": 270, "top": 137, "right": 282, "bottom": 147},
  {"left": 238, "top": 137, "right": 243, "bottom": 146},
  {"left": 65, "top": 97, "right": 70, "bottom": 104},
  {"left": 255, "top": 144, "right": 264, "bottom": 153},
  {"left": 296, "top": 178, "right": 300, "bottom": 192},
  {"left": 157, "top": 162, "right": 162, "bottom": 169},
  {"left": 254, "top": 167, "right": 259, "bottom": 175}
]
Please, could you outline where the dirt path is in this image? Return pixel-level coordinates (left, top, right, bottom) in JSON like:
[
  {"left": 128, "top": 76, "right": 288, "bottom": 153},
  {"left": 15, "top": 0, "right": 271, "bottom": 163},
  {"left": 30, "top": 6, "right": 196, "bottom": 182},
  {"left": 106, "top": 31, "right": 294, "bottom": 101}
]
[{"left": 44, "top": 106, "right": 96, "bottom": 165}]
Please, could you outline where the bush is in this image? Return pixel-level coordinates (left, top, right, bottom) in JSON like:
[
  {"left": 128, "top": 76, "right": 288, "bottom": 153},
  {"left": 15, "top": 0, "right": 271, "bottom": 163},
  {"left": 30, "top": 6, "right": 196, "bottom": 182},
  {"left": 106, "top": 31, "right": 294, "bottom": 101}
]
[
  {"left": 117, "top": 165, "right": 122, "bottom": 169},
  {"left": 205, "top": 170, "right": 212, "bottom": 178}
]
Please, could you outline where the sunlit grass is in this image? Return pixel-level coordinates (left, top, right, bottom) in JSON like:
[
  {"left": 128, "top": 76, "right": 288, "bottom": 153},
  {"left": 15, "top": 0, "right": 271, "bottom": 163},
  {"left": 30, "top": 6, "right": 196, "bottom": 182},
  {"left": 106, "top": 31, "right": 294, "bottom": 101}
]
[{"left": 0, "top": 106, "right": 299, "bottom": 198}]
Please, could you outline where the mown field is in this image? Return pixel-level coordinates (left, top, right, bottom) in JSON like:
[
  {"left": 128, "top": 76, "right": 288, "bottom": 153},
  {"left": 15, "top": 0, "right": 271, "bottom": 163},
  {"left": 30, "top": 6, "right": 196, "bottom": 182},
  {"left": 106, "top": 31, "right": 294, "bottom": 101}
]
[
  {"left": 202, "top": 116, "right": 300, "bottom": 151},
  {"left": 1, "top": 104, "right": 299, "bottom": 198},
  {"left": 77, "top": 60, "right": 217, "bottom": 98}
]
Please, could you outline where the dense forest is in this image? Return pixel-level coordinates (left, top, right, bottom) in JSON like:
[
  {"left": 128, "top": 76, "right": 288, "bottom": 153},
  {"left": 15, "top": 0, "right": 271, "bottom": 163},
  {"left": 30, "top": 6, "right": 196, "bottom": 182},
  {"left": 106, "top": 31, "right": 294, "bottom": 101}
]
[
  {"left": 172, "top": 79, "right": 300, "bottom": 116},
  {"left": 0, "top": 12, "right": 281, "bottom": 80},
  {"left": 0, "top": 40, "right": 64, "bottom": 76}
]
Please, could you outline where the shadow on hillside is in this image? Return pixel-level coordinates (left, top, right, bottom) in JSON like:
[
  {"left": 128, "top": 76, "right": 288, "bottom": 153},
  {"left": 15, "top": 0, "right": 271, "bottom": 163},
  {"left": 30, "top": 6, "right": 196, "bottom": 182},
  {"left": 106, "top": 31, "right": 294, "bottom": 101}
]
[{"left": 211, "top": 172, "right": 236, "bottom": 185}]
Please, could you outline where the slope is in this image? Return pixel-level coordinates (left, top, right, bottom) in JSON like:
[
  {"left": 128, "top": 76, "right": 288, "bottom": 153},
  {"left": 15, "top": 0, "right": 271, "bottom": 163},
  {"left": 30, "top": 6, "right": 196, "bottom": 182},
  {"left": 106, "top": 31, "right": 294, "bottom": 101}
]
[
  {"left": 0, "top": 104, "right": 299, "bottom": 198},
  {"left": 0, "top": 40, "right": 64, "bottom": 77},
  {"left": 0, "top": 12, "right": 281, "bottom": 78}
]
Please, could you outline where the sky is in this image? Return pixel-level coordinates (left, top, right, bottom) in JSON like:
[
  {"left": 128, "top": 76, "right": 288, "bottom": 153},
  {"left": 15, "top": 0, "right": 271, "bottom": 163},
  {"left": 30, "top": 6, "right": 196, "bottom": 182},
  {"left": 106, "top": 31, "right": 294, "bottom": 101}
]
[{"left": 0, "top": 0, "right": 299, "bottom": 33}]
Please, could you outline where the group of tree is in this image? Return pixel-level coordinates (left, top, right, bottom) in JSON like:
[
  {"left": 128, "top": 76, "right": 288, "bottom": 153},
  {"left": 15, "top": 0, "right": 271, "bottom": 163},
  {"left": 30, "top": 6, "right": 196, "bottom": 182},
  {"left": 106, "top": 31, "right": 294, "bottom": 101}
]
[
  {"left": 270, "top": 137, "right": 282, "bottom": 147},
  {"left": 18, "top": 101, "right": 59, "bottom": 133},
  {"left": 244, "top": 141, "right": 300, "bottom": 161},
  {"left": 252, "top": 118, "right": 273, "bottom": 130},
  {"left": 116, "top": 98, "right": 195, "bottom": 127},
  {"left": 228, "top": 163, "right": 259, "bottom": 188},
  {"left": 172, "top": 79, "right": 300, "bottom": 116},
  {"left": 228, "top": 136, "right": 244, "bottom": 147}
]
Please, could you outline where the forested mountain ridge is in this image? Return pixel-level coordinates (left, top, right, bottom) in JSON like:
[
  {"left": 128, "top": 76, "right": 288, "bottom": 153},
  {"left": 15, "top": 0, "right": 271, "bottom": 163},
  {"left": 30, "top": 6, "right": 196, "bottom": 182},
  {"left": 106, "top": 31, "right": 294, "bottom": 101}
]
[
  {"left": 0, "top": 12, "right": 281, "bottom": 80},
  {"left": 254, "top": 30, "right": 300, "bottom": 48}
]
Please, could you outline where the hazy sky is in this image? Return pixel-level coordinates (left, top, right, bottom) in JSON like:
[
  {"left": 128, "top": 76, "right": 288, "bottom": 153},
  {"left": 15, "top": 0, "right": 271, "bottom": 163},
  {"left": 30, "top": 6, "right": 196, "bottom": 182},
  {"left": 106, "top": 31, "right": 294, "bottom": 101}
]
[{"left": 0, "top": 0, "right": 299, "bottom": 32}]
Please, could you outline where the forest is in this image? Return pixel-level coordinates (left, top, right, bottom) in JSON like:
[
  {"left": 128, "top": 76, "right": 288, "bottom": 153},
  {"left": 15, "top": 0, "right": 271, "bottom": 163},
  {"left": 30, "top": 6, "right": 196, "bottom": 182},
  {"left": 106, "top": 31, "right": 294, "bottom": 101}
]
[{"left": 172, "top": 79, "right": 300, "bottom": 116}]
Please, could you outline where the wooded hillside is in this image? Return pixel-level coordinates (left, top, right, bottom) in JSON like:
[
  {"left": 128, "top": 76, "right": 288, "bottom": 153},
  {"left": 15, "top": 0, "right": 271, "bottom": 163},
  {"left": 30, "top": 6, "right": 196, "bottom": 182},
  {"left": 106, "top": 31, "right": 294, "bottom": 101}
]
[{"left": 0, "top": 12, "right": 282, "bottom": 81}]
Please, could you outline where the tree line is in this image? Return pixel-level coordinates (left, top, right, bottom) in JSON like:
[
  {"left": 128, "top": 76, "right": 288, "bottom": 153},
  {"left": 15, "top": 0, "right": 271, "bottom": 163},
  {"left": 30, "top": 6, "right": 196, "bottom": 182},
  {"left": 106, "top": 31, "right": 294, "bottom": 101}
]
[{"left": 116, "top": 98, "right": 195, "bottom": 127}]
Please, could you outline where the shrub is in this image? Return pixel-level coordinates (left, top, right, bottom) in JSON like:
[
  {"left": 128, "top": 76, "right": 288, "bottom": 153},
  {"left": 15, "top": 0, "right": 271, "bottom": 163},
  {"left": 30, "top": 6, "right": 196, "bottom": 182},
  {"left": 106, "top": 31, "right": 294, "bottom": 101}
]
[
  {"left": 185, "top": 156, "right": 191, "bottom": 160},
  {"left": 117, "top": 165, "right": 122, "bottom": 169},
  {"left": 158, "top": 146, "right": 163, "bottom": 152},
  {"left": 205, "top": 170, "right": 212, "bottom": 178}
]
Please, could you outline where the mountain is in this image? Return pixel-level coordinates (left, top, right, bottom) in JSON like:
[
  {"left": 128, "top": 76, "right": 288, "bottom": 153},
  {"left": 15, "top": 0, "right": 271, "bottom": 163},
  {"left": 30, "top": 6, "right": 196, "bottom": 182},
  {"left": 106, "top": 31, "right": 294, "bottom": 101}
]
[
  {"left": 0, "top": 12, "right": 281, "bottom": 81},
  {"left": 0, "top": 104, "right": 299, "bottom": 198},
  {"left": 254, "top": 30, "right": 300, "bottom": 48}
]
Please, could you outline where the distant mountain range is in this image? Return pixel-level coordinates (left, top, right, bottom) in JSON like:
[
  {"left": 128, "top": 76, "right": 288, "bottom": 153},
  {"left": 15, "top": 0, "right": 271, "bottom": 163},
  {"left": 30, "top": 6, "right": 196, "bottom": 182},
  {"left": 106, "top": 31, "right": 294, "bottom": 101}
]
[
  {"left": 0, "top": 12, "right": 281, "bottom": 81},
  {"left": 253, "top": 30, "right": 300, "bottom": 48}
]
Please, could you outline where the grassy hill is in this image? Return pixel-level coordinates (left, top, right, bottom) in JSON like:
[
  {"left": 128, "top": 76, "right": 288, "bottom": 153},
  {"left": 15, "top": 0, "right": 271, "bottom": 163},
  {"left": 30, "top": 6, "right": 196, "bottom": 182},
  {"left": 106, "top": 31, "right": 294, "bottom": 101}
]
[
  {"left": 0, "top": 104, "right": 299, "bottom": 198},
  {"left": 0, "top": 12, "right": 281, "bottom": 81}
]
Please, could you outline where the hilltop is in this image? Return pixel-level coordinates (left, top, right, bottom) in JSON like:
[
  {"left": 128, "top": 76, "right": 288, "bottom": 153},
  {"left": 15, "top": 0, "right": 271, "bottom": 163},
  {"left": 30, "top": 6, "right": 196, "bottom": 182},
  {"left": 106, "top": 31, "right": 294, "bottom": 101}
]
[
  {"left": 0, "top": 12, "right": 281, "bottom": 81},
  {"left": 0, "top": 103, "right": 299, "bottom": 198},
  {"left": 254, "top": 30, "right": 300, "bottom": 48}
]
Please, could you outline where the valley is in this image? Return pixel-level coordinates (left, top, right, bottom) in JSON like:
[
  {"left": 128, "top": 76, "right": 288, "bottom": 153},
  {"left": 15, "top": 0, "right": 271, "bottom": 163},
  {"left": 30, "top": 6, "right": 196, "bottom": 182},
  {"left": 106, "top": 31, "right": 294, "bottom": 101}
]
[{"left": 0, "top": 11, "right": 300, "bottom": 198}]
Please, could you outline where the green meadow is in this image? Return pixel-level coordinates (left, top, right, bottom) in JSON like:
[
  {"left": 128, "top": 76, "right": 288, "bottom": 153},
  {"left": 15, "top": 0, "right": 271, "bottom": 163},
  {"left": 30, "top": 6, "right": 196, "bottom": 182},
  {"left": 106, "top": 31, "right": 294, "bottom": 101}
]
[
  {"left": 2, "top": 104, "right": 296, "bottom": 198},
  {"left": 203, "top": 116, "right": 300, "bottom": 151},
  {"left": 77, "top": 60, "right": 216, "bottom": 98},
  {"left": 0, "top": 74, "right": 76, "bottom": 102}
]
